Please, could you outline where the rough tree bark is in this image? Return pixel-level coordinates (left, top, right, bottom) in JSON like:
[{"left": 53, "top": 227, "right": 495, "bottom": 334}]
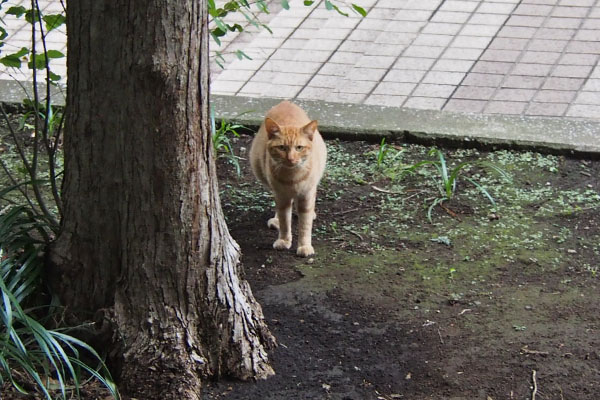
[{"left": 49, "top": 1, "right": 275, "bottom": 398}]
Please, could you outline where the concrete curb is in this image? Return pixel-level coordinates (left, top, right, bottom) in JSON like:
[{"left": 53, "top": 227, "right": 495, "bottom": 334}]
[{"left": 212, "top": 94, "right": 600, "bottom": 158}]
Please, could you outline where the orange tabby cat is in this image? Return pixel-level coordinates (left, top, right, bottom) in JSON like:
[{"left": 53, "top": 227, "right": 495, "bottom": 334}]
[{"left": 249, "top": 101, "right": 327, "bottom": 257}]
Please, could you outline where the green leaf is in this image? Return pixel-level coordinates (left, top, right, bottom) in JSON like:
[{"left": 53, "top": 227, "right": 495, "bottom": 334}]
[
  {"left": 0, "top": 26, "right": 8, "bottom": 41},
  {"left": 46, "top": 50, "right": 65, "bottom": 59},
  {"left": 324, "top": 0, "right": 333, "bottom": 10},
  {"left": 24, "top": 9, "right": 40, "bottom": 24},
  {"left": 48, "top": 71, "right": 61, "bottom": 82},
  {"left": 303, "top": 0, "right": 315, "bottom": 5},
  {"left": 6, "top": 6, "right": 27, "bottom": 18},
  {"left": 235, "top": 50, "right": 252, "bottom": 60},
  {"left": 43, "top": 14, "right": 66, "bottom": 32},
  {"left": 0, "top": 47, "right": 29, "bottom": 68},
  {"left": 352, "top": 3, "right": 368, "bottom": 17},
  {"left": 281, "top": 0, "right": 290, "bottom": 9}
]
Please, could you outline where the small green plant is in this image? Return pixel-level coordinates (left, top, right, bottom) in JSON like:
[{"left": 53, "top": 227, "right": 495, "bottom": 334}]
[
  {"left": 0, "top": 206, "right": 119, "bottom": 399},
  {"left": 403, "top": 148, "right": 511, "bottom": 222},
  {"left": 210, "top": 108, "right": 245, "bottom": 177}
]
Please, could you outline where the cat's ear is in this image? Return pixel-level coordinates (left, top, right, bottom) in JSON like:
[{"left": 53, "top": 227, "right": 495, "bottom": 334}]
[
  {"left": 265, "top": 118, "right": 281, "bottom": 140},
  {"left": 302, "top": 120, "right": 318, "bottom": 141}
]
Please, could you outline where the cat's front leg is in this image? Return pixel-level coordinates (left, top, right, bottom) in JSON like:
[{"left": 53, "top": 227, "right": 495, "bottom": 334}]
[
  {"left": 296, "top": 191, "right": 316, "bottom": 257},
  {"left": 273, "top": 196, "right": 293, "bottom": 250}
]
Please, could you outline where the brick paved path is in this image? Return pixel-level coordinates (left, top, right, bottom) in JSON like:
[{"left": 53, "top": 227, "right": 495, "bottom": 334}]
[
  {"left": 1, "top": 0, "right": 599, "bottom": 120},
  {"left": 211, "top": 0, "right": 600, "bottom": 120}
]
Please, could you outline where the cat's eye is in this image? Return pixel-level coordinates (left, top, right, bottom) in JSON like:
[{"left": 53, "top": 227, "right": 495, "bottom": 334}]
[
  {"left": 295, "top": 146, "right": 304, "bottom": 151},
  {"left": 277, "top": 145, "right": 288, "bottom": 151}
]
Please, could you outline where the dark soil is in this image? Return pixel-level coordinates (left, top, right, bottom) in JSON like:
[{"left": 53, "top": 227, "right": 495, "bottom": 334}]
[{"left": 203, "top": 135, "right": 600, "bottom": 400}]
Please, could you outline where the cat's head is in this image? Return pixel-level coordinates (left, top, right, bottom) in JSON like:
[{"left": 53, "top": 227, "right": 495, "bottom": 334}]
[{"left": 265, "top": 118, "right": 318, "bottom": 168}]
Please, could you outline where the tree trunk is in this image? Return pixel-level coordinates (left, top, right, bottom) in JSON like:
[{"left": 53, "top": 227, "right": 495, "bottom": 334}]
[{"left": 49, "top": 1, "right": 275, "bottom": 397}]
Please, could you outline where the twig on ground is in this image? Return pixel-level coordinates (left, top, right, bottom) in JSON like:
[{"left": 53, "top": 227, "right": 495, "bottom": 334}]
[
  {"left": 372, "top": 185, "right": 402, "bottom": 194},
  {"left": 439, "top": 203, "right": 462, "bottom": 221},
  {"left": 437, "top": 327, "right": 444, "bottom": 344},
  {"left": 344, "top": 227, "right": 364, "bottom": 241},
  {"left": 521, "top": 346, "right": 549, "bottom": 356},
  {"left": 531, "top": 370, "right": 538, "bottom": 400},
  {"left": 336, "top": 207, "right": 361, "bottom": 216}
]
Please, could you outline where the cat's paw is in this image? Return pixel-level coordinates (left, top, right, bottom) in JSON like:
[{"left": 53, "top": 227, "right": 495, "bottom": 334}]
[
  {"left": 296, "top": 245, "right": 314, "bottom": 257},
  {"left": 273, "top": 238, "right": 292, "bottom": 250},
  {"left": 267, "top": 217, "right": 279, "bottom": 230}
]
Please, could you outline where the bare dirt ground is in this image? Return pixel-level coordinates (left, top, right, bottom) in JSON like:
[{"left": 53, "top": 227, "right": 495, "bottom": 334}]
[{"left": 203, "top": 135, "right": 600, "bottom": 400}]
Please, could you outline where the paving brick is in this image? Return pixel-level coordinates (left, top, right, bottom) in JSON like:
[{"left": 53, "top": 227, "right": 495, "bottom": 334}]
[
  {"left": 377, "top": 0, "right": 411, "bottom": 8},
  {"left": 551, "top": 65, "right": 593, "bottom": 78},
  {"left": 534, "top": 27, "right": 577, "bottom": 40},
  {"left": 453, "top": 85, "right": 497, "bottom": 99},
  {"left": 211, "top": 80, "right": 246, "bottom": 95},
  {"left": 526, "top": 102, "right": 568, "bottom": 116},
  {"left": 348, "top": 29, "right": 380, "bottom": 41},
  {"left": 514, "top": 4, "right": 553, "bottom": 16},
  {"left": 592, "top": 68, "right": 600, "bottom": 79},
  {"left": 422, "top": 22, "right": 463, "bottom": 35},
  {"left": 511, "top": 63, "right": 553, "bottom": 76},
  {"left": 574, "top": 29, "right": 600, "bottom": 41},
  {"left": 375, "top": 32, "right": 418, "bottom": 45},
  {"left": 404, "top": 96, "right": 447, "bottom": 109},
  {"left": 402, "top": 0, "right": 443, "bottom": 11},
  {"left": 552, "top": 6, "right": 591, "bottom": 18},
  {"left": 481, "top": 49, "right": 522, "bottom": 62},
  {"left": 489, "top": 37, "right": 529, "bottom": 50},
  {"left": 413, "top": 34, "right": 455, "bottom": 47},
  {"left": 392, "top": 9, "right": 434, "bottom": 21},
  {"left": 431, "top": 11, "right": 472, "bottom": 24},
  {"left": 452, "top": 35, "right": 493, "bottom": 48},
  {"left": 477, "top": 2, "right": 518, "bottom": 14},
  {"left": 294, "top": 49, "right": 334, "bottom": 62},
  {"left": 581, "top": 78, "right": 600, "bottom": 91},
  {"left": 423, "top": 70, "right": 466, "bottom": 85},
  {"left": 520, "top": 51, "right": 561, "bottom": 64},
  {"left": 298, "top": 86, "right": 333, "bottom": 100},
  {"left": 485, "top": 101, "right": 528, "bottom": 114},
  {"left": 534, "top": 90, "right": 577, "bottom": 103},
  {"left": 542, "top": 77, "right": 585, "bottom": 90},
  {"left": 559, "top": 0, "right": 596, "bottom": 5},
  {"left": 471, "top": 61, "right": 514, "bottom": 74},
  {"left": 305, "top": 38, "right": 343, "bottom": 51},
  {"left": 529, "top": 39, "right": 569, "bottom": 52},
  {"left": 558, "top": 53, "right": 599, "bottom": 65},
  {"left": 494, "top": 88, "right": 537, "bottom": 101},
  {"left": 503, "top": 75, "right": 545, "bottom": 89},
  {"left": 328, "top": 51, "right": 363, "bottom": 64},
  {"left": 215, "top": 69, "right": 256, "bottom": 82},
  {"left": 251, "top": 71, "right": 279, "bottom": 83},
  {"left": 356, "top": 55, "right": 397, "bottom": 69},
  {"left": 444, "top": 99, "right": 487, "bottom": 113},
  {"left": 272, "top": 73, "right": 312, "bottom": 86},
  {"left": 393, "top": 57, "right": 437, "bottom": 70},
  {"left": 469, "top": 13, "right": 509, "bottom": 25},
  {"left": 440, "top": 0, "right": 480, "bottom": 12},
  {"left": 317, "top": 63, "right": 352, "bottom": 76},
  {"left": 346, "top": 67, "right": 388, "bottom": 81},
  {"left": 315, "top": 28, "right": 354, "bottom": 40},
  {"left": 238, "top": 81, "right": 266, "bottom": 96},
  {"left": 566, "top": 40, "right": 600, "bottom": 53},
  {"left": 338, "top": 40, "right": 373, "bottom": 52},
  {"left": 326, "top": 92, "right": 366, "bottom": 103},
  {"left": 581, "top": 18, "right": 600, "bottom": 29},
  {"left": 338, "top": 80, "right": 379, "bottom": 94},
  {"left": 307, "top": 75, "right": 343, "bottom": 88},
  {"left": 566, "top": 104, "right": 600, "bottom": 117},
  {"left": 460, "top": 24, "right": 503, "bottom": 37},
  {"left": 365, "top": 43, "right": 406, "bottom": 57},
  {"left": 280, "top": 38, "right": 311, "bottom": 49},
  {"left": 442, "top": 47, "right": 485, "bottom": 60},
  {"left": 364, "top": 95, "right": 408, "bottom": 107},
  {"left": 372, "top": 82, "right": 418, "bottom": 95},
  {"left": 506, "top": 15, "right": 546, "bottom": 27},
  {"left": 545, "top": 17, "right": 584, "bottom": 28},
  {"left": 432, "top": 59, "right": 475, "bottom": 72},
  {"left": 254, "top": 84, "right": 303, "bottom": 99},
  {"left": 462, "top": 72, "right": 505, "bottom": 86},
  {"left": 413, "top": 83, "right": 457, "bottom": 97},
  {"left": 403, "top": 45, "right": 446, "bottom": 58},
  {"left": 383, "top": 21, "right": 426, "bottom": 33},
  {"left": 574, "top": 91, "right": 600, "bottom": 105},
  {"left": 384, "top": 69, "right": 428, "bottom": 82}
]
